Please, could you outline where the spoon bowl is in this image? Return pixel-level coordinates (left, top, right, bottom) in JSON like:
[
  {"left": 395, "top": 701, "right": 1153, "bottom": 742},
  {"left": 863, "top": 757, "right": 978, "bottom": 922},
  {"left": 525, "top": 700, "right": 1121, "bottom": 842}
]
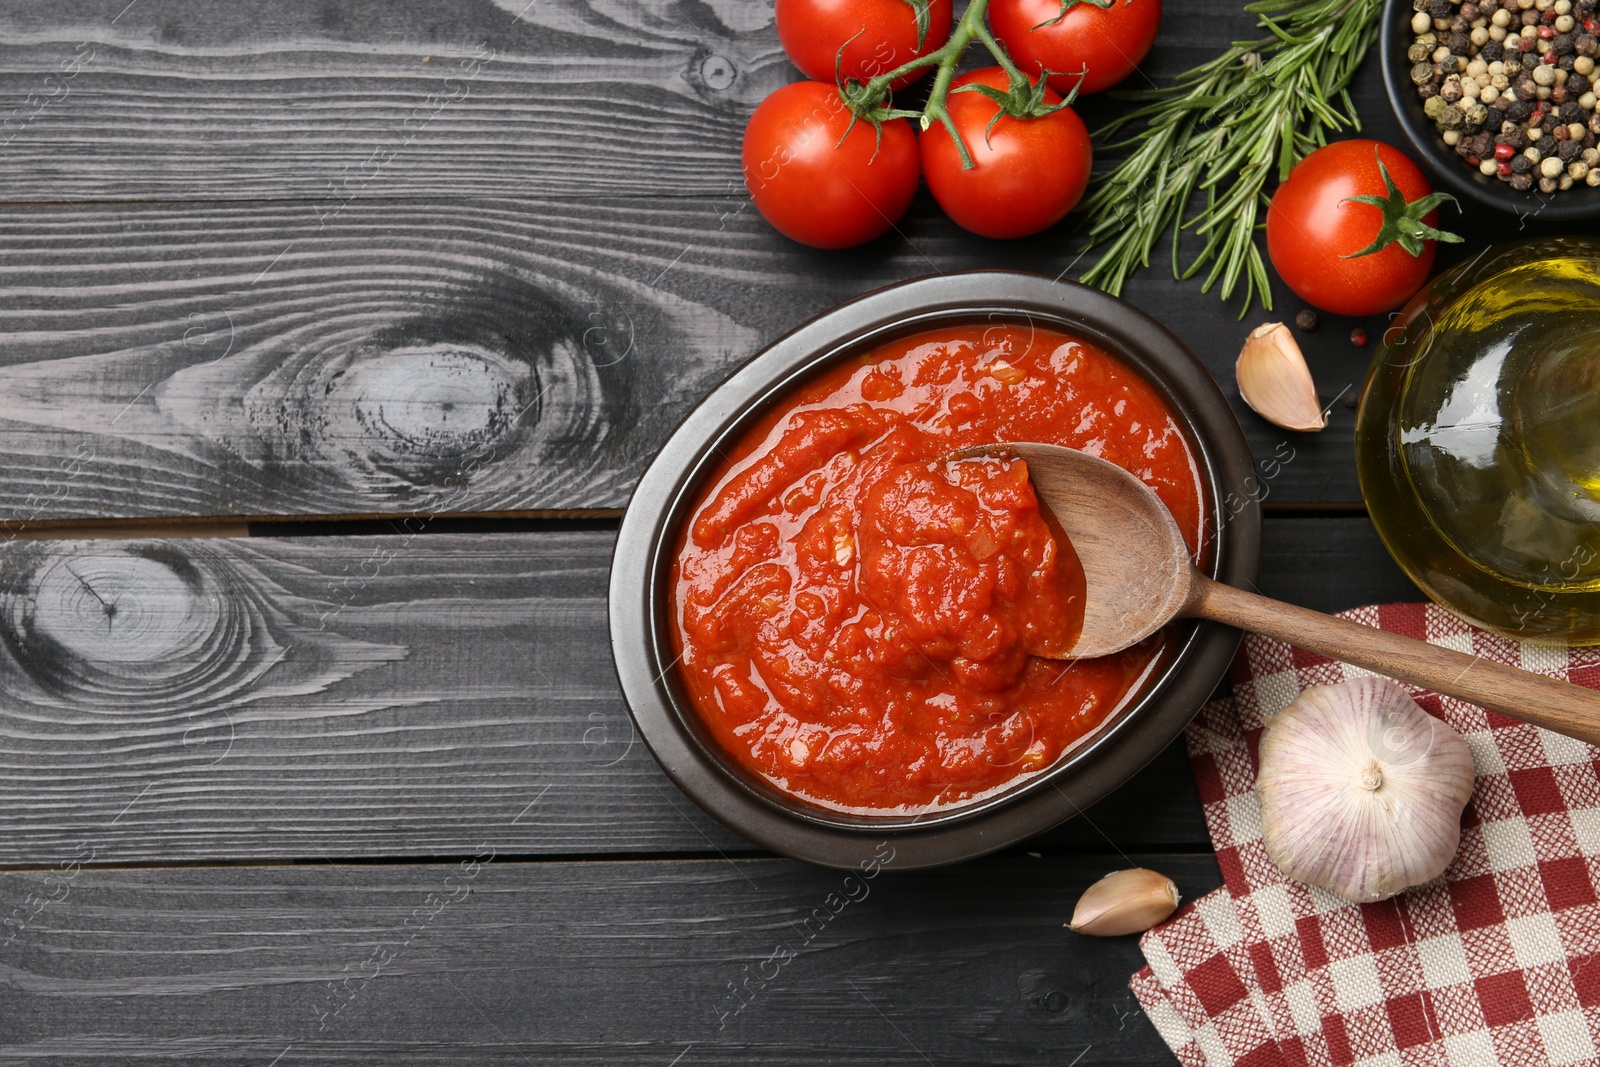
[
  {"left": 958, "top": 442, "right": 1193, "bottom": 659},
  {"left": 960, "top": 442, "right": 1600, "bottom": 747}
]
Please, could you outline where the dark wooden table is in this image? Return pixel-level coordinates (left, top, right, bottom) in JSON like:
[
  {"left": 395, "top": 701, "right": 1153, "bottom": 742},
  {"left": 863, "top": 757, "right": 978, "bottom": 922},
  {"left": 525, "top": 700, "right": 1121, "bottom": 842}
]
[{"left": 0, "top": 1, "right": 1571, "bottom": 1062}]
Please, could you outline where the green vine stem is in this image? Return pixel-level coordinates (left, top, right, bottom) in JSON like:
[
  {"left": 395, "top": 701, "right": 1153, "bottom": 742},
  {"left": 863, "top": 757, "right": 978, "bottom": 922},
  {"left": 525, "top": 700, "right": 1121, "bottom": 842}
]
[
  {"left": 844, "top": 0, "right": 999, "bottom": 167},
  {"left": 842, "top": 0, "right": 1105, "bottom": 167}
]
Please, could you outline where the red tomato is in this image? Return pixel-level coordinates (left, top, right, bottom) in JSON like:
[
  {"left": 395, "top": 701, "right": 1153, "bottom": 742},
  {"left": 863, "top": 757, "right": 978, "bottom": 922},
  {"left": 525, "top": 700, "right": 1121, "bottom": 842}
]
[
  {"left": 1265, "top": 140, "right": 1445, "bottom": 317},
  {"left": 919, "top": 67, "right": 1092, "bottom": 240},
  {"left": 742, "top": 80, "right": 920, "bottom": 249},
  {"left": 989, "top": 0, "right": 1162, "bottom": 95},
  {"left": 776, "top": 0, "right": 954, "bottom": 90}
]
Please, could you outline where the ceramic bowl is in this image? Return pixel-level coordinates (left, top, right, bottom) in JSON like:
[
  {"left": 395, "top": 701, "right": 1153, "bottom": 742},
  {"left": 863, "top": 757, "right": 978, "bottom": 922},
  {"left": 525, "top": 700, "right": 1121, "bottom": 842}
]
[
  {"left": 1381, "top": 0, "right": 1600, "bottom": 220},
  {"left": 609, "top": 271, "right": 1261, "bottom": 869}
]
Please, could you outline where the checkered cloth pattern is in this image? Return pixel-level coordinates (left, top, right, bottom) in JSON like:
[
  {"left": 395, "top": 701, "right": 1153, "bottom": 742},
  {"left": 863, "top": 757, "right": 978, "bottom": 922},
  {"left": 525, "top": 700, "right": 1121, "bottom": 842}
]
[{"left": 1132, "top": 603, "right": 1600, "bottom": 1067}]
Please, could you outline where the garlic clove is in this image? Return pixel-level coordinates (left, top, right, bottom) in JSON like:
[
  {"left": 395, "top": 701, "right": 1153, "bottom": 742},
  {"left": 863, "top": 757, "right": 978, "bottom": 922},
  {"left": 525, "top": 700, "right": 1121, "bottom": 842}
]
[
  {"left": 1235, "top": 322, "right": 1328, "bottom": 432},
  {"left": 1068, "top": 868, "right": 1181, "bottom": 936},
  {"left": 1257, "top": 677, "right": 1476, "bottom": 904}
]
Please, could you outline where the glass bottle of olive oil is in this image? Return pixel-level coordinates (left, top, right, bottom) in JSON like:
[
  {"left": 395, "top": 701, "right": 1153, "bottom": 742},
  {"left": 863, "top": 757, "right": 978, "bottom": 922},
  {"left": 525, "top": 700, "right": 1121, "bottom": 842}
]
[{"left": 1356, "top": 238, "right": 1600, "bottom": 645}]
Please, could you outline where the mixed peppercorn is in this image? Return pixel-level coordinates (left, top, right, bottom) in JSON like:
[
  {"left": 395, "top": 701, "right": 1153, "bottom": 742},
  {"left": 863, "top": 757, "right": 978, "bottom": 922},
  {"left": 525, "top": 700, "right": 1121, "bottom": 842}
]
[{"left": 1410, "top": 0, "right": 1600, "bottom": 193}]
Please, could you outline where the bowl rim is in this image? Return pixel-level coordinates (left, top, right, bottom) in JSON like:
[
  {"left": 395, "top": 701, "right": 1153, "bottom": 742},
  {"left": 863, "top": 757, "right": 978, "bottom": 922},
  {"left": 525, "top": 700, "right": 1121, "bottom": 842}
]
[
  {"left": 1380, "top": 0, "right": 1600, "bottom": 221},
  {"left": 608, "top": 271, "right": 1262, "bottom": 870}
]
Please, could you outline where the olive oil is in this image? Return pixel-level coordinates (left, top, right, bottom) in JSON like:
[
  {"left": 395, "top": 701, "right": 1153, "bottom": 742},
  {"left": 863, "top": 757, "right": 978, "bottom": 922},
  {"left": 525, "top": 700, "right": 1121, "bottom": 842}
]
[{"left": 1357, "top": 239, "right": 1600, "bottom": 644}]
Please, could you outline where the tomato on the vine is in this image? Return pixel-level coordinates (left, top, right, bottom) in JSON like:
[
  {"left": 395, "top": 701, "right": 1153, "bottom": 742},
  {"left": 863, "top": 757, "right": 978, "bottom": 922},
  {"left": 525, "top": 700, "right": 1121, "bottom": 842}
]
[
  {"left": 742, "top": 80, "right": 920, "bottom": 249},
  {"left": 776, "top": 0, "right": 954, "bottom": 90},
  {"left": 988, "top": 0, "right": 1162, "bottom": 95},
  {"left": 1265, "top": 140, "right": 1462, "bottom": 317},
  {"left": 919, "top": 67, "right": 1092, "bottom": 239}
]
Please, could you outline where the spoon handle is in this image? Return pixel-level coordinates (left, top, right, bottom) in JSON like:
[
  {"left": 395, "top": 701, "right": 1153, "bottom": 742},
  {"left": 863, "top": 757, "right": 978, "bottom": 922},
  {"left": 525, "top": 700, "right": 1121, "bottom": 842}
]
[{"left": 1188, "top": 574, "right": 1600, "bottom": 746}]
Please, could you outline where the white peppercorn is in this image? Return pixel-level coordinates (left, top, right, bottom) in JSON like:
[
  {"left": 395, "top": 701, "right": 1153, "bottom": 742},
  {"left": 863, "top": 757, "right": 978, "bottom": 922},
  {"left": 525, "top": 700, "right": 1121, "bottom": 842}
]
[
  {"left": 1413, "top": 10, "right": 1434, "bottom": 32},
  {"left": 1587, "top": 167, "right": 1600, "bottom": 184},
  {"left": 1573, "top": 121, "right": 1588, "bottom": 138},
  {"left": 1577, "top": 55, "right": 1596, "bottom": 74},
  {"left": 1491, "top": 22, "right": 1509, "bottom": 38},
  {"left": 1568, "top": 159, "right": 1589, "bottom": 178},
  {"left": 1542, "top": 154, "right": 1566, "bottom": 176},
  {"left": 1527, "top": 144, "right": 1544, "bottom": 161},
  {"left": 1560, "top": 174, "right": 1574, "bottom": 188},
  {"left": 1535, "top": 63, "right": 1558, "bottom": 84},
  {"left": 1493, "top": 6, "right": 1513, "bottom": 23},
  {"left": 1556, "top": 0, "right": 1572, "bottom": 13},
  {"left": 1557, "top": 14, "right": 1576, "bottom": 31},
  {"left": 1444, "top": 127, "right": 1464, "bottom": 144}
]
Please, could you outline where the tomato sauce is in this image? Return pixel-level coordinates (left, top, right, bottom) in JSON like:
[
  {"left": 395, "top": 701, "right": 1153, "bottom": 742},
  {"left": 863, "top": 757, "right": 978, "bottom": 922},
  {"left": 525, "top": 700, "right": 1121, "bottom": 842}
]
[{"left": 670, "top": 324, "right": 1206, "bottom": 814}]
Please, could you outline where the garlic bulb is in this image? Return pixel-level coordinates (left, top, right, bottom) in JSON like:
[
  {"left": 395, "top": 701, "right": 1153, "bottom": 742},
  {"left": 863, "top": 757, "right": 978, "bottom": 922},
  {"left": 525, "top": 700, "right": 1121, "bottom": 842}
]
[
  {"left": 1235, "top": 322, "right": 1327, "bottom": 432},
  {"left": 1068, "top": 868, "right": 1181, "bottom": 936},
  {"left": 1257, "top": 677, "right": 1476, "bottom": 903}
]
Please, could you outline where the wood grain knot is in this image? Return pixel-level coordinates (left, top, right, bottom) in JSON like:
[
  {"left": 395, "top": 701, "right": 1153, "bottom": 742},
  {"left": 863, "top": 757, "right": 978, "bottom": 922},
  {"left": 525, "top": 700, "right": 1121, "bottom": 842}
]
[
  {"left": 0, "top": 543, "right": 264, "bottom": 716},
  {"left": 214, "top": 288, "right": 633, "bottom": 508},
  {"left": 309, "top": 341, "right": 535, "bottom": 492}
]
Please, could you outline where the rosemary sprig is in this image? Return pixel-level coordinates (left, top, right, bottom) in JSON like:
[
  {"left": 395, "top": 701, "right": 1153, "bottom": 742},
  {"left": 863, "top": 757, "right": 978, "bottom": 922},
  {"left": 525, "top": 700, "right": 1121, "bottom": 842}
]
[{"left": 1077, "top": 0, "right": 1383, "bottom": 315}]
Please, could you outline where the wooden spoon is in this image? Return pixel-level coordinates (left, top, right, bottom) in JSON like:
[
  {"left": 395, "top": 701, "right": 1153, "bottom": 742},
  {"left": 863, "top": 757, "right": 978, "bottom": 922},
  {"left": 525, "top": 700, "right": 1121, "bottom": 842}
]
[{"left": 956, "top": 442, "right": 1600, "bottom": 747}]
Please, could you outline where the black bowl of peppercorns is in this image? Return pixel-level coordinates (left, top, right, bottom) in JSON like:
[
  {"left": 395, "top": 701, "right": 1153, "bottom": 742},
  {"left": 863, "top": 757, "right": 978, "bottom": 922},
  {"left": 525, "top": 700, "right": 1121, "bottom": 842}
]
[{"left": 1383, "top": 0, "right": 1600, "bottom": 217}]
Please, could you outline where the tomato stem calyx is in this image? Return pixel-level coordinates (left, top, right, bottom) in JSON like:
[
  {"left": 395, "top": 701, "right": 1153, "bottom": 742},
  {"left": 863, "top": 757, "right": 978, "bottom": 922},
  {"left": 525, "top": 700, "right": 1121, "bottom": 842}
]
[
  {"left": 900, "top": 0, "right": 936, "bottom": 49},
  {"left": 1034, "top": 0, "right": 1115, "bottom": 30},
  {"left": 954, "top": 64, "right": 1082, "bottom": 143},
  {"left": 1342, "top": 148, "right": 1464, "bottom": 260}
]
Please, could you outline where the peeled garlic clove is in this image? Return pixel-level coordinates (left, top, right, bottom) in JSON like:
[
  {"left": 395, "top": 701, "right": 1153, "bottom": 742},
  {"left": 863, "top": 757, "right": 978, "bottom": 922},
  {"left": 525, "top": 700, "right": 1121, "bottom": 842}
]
[
  {"left": 1068, "top": 868, "right": 1181, "bottom": 936},
  {"left": 1235, "top": 322, "right": 1327, "bottom": 432},
  {"left": 1257, "top": 677, "right": 1476, "bottom": 904}
]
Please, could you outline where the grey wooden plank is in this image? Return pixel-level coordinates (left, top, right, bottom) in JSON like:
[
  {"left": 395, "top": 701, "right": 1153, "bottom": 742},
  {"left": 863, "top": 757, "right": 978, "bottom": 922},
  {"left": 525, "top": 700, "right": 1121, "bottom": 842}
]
[
  {"left": 0, "top": 529, "right": 709, "bottom": 865},
  {"left": 0, "top": 852, "right": 1222, "bottom": 1064},
  {"left": 0, "top": 0, "right": 786, "bottom": 202},
  {"left": 0, "top": 515, "right": 1417, "bottom": 866},
  {"left": 1258, "top": 514, "right": 1422, "bottom": 615},
  {"left": 0, "top": 0, "right": 1257, "bottom": 203},
  {"left": 0, "top": 197, "right": 760, "bottom": 521}
]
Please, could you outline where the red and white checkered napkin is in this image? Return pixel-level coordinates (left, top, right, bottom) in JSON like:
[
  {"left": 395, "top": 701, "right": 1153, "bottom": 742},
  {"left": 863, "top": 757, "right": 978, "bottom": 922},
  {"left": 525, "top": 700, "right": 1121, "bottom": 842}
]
[{"left": 1132, "top": 603, "right": 1600, "bottom": 1067}]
